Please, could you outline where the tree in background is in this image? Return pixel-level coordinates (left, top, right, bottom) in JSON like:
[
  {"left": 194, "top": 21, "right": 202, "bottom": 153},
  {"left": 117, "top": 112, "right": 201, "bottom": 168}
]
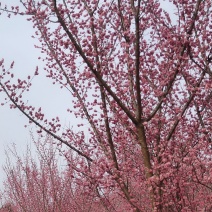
[
  {"left": 0, "top": 0, "right": 212, "bottom": 211},
  {"left": 1, "top": 137, "right": 111, "bottom": 212}
]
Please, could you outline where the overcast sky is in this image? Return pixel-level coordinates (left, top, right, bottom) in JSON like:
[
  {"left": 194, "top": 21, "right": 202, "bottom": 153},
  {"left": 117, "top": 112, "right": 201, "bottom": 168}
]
[
  {"left": 0, "top": 11, "right": 36, "bottom": 185},
  {"left": 0, "top": 1, "right": 75, "bottom": 187}
]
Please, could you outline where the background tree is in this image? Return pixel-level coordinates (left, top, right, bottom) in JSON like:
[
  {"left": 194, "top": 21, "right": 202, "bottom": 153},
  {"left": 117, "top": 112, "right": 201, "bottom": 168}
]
[
  {"left": 0, "top": 0, "right": 212, "bottom": 211},
  {"left": 2, "top": 137, "right": 114, "bottom": 212}
]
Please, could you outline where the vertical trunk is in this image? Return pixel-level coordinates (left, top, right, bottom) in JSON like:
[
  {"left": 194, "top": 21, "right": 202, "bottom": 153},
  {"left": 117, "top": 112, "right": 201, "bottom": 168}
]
[{"left": 137, "top": 124, "right": 155, "bottom": 210}]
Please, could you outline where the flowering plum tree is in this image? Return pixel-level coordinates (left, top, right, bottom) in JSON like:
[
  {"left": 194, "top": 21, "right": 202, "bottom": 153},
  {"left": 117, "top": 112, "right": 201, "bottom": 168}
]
[
  {"left": 0, "top": 0, "right": 212, "bottom": 211},
  {"left": 1, "top": 137, "right": 110, "bottom": 212}
]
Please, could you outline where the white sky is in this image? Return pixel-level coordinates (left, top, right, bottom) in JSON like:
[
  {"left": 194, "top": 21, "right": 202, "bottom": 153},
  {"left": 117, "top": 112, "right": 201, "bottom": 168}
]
[
  {"left": 0, "top": 2, "right": 74, "bottom": 187},
  {"left": 0, "top": 12, "right": 37, "bottom": 185}
]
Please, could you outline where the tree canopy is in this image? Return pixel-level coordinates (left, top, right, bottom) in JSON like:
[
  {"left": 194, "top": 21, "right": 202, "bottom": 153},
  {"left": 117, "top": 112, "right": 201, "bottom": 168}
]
[{"left": 0, "top": 0, "right": 212, "bottom": 211}]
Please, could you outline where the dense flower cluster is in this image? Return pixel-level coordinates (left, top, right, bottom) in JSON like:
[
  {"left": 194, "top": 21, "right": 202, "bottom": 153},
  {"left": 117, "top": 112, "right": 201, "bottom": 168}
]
[{"left": 0, "top": 0, "right": 211, "bottom": 211}]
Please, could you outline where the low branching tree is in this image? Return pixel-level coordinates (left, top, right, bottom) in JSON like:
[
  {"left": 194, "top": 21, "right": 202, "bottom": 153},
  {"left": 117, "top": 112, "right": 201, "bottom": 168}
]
[
  {"left": 0, "top": 0, "right": 212, "bottom": 211},
  {"left": 1, "top": 137, "right": 112, "bottom": 212}
]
